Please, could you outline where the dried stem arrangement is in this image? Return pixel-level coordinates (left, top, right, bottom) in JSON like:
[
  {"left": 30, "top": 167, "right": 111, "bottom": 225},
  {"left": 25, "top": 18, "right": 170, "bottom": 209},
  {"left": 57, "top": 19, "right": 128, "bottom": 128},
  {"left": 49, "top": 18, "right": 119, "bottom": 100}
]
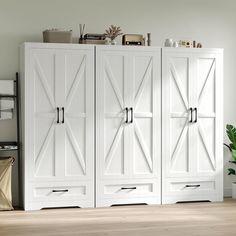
[{"left": 104, "top": 25, "right": 122, "bottom": 40}]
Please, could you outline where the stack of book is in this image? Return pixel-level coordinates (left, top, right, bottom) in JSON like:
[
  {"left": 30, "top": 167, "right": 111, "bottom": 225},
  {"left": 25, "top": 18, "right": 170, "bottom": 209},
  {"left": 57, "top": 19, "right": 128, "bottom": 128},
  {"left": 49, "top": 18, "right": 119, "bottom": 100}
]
[{"left": 79, "top": 34, "right": 106, "bottom": 45}]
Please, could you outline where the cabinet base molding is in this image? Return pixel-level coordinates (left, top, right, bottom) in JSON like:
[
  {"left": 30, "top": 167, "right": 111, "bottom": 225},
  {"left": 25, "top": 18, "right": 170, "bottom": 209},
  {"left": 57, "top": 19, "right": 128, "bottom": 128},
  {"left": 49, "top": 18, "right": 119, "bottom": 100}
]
[
  {"left": 96, "top": 196, "right": 160, "bottom": 208},
  {"left": 24, "top": 200, "right": 94, "bottom": 211}
]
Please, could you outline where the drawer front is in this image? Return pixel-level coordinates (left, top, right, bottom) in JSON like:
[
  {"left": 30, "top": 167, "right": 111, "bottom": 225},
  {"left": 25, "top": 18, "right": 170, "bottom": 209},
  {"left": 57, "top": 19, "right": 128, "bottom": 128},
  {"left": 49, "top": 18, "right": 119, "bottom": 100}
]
[
  {"left": 97, "top": 179, "right": 161, "bottom": 207},
  {"left": 29, "top": 182, "right": 93, "bottom": 203},
  {"left": 162, "top": 178, "right": 222, "bottom": 203},
  {"left": 104, "top": 183, "right": 154, "bottom": 196},
  {"left": 169, "top": 180, "right": 215, "bottom": 192}
]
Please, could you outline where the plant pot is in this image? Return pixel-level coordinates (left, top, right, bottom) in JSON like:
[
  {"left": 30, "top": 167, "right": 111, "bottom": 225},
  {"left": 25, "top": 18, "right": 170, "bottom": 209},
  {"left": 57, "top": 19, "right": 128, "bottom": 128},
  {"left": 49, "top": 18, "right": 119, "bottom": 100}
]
[{"left": 232, "top": 182, "right": 236, "bottom": 199}]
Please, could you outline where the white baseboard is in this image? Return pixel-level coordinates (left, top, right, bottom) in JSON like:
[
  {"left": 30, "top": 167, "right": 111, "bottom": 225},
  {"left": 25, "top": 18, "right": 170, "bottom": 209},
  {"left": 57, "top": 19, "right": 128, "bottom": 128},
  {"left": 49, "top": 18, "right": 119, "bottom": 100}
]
[{"left": 224, "top": 188, "right": 232, "bottom": 197}]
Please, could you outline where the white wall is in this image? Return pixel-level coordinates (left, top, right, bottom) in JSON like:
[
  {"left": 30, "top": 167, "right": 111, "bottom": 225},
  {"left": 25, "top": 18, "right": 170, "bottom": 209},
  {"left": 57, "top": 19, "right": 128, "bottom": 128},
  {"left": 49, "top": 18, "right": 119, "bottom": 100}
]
[{"left": 0, "top": 0, "right": 235, "bottom": 205}]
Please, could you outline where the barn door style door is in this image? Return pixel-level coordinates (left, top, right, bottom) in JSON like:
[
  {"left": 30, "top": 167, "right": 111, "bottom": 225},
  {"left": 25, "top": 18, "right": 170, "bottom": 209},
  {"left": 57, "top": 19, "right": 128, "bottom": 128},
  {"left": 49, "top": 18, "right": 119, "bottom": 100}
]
[
  {"left": 162, "top": 48, "right": 223, "bottom": 204},
  {"left": 96, "top": 46, "right": 161, "bottom": 207},
  {"left": 25, "top": 45, "right": 94, "bottom": 209},
  {"left": 29, "top": 48, "right": 94, "bottom": 182},
  {"left": 29, "top": 48, "right": 61, "bottom": 179},
  {"left": 57, "top": 50, "right": 94, "bottom": 183},
  {"left": 193, "top": 53, "right": 222, "bottom": 177},
  {"left": 129, "top": 52, "right": 161, "bottom": 178},
  {"left": 162, "top": 52, "right": 194, "bottom": 178},
  {"left": 96, "top": 49, "right": 129, "bottom": 179}
]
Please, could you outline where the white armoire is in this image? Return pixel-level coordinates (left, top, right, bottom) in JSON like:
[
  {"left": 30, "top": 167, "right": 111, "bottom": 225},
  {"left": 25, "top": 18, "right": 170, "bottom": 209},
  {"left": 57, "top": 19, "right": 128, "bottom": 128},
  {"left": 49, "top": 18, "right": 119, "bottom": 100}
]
[
  {"left": 20, "top": 43, "right": 223, "bottom": 210},
  {"left": 96, "top": 46, "right": 162, "bottom": 207},
  {"left": 162, "top": 48, "right": 223, "bottom": 203},
  {"left": 20, "top": 43, "right": 94, "bottom": 210}
]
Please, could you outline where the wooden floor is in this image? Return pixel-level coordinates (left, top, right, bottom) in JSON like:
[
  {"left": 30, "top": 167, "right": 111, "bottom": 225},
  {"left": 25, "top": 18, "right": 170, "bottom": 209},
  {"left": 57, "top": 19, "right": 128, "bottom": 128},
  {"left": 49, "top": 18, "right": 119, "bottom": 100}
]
[{"left": 1, "top": 199, "right": 236, "bottom": 236}]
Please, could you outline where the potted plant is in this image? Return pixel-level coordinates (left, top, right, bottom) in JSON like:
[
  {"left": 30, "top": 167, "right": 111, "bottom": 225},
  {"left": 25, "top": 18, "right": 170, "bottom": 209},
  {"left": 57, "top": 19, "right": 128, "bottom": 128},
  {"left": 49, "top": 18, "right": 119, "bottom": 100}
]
[
  {"left": 224, "top": 124, "right": 236, "bottom": 198},
  {"left": 104, "top": 25, "right": 122, "bottom": 45}
]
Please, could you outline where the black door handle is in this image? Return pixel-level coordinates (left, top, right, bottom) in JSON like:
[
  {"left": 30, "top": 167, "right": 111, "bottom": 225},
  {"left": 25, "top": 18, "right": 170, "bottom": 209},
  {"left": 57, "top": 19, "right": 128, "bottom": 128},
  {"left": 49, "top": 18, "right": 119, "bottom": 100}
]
[
  {"left": 56, "top": 107, "right": 60, "bottom": 123},
  {"left": 189, "top": 107, "right": 193, "bottom": 123},
  {"left": 52, "top": 189, "right": 68, "bottom": 193},
  {"left": 130, "top": 107, "right": 133, "bottom": 123},
  {"left": 121, "top": 187, "right": 137, "bottom": 190},
  {"left": 62, "top": 107, "right": 65, "bottom": 124},
  {"left": 125, "top": 107, "right": 129, "bottom": 123},
  {"left": 185, "top": 184, "right": 200, "bottom": 188},
  {"left": 194, "top": 108, "right": 198, "bottom": 123}
]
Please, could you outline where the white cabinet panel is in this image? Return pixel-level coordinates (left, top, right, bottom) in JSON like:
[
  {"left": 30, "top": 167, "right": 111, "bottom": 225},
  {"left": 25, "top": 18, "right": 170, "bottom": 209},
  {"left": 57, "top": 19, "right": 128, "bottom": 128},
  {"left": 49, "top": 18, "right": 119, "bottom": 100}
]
[
  {"left": 162, "top": 54, "right": 193, "bottom": 178},
  {"left": 21, "top": 43, "right": 94, "bottom": 210},
  {"left": 194, "top": 55, "right": 221, "bottom": 176},
  {"left": 163, "top": 177, "right": 220, "bottom": 204},
  {"left": 96, "top": 46, "right": 161, "bottom": 207},
  {"left": 162, "top": 48, "right": 223, "bottom": 204},
  {"left": 21, "top": 44, "right": 223, "bottom": 209}
]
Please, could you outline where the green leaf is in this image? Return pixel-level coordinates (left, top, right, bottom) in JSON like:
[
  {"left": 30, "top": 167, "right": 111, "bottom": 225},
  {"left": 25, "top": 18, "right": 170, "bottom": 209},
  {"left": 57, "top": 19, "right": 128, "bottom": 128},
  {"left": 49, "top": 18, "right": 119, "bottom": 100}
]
[
  {"left": 228, "top": 168, "right": 236, "bottom": 175},
  {"left": 232, "top": 149, "right": 236, "bottom": 161},
  {"left": 230, "top": 143, "right": 235, "bottom": 151},
  {"left": 226, "top": 124, "right": 236, "bottom": 150}
]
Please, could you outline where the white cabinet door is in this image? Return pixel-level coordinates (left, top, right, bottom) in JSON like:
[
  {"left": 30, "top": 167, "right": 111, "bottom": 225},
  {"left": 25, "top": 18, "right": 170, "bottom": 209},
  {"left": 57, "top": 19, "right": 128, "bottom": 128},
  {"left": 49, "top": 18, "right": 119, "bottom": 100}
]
[
  {"left": 57, "top": 49, "right": 94, "bottom": 184},
  {"left": 23, "top": 44, "right": 94, "bottom": 209},
  {"left": 162, "top": 48, "right": 223, "bottom": 203},
  {"left": 28, "top": 48, "right": 60, "bottom": 180},
  {"left": 193, "top": 53, "right": 223, "bottom": 178},
  {"left": 162, "top": 51, "right": 194, "bottom": 178},
  {"left": 129, "top": 51, "right": 161, "bottom": 180},
  {"left": 96, "top": 48, "right": 129, "bottom": 180},
  {"left": 96, "top": 46, "right": 161, "bottom": 207}
]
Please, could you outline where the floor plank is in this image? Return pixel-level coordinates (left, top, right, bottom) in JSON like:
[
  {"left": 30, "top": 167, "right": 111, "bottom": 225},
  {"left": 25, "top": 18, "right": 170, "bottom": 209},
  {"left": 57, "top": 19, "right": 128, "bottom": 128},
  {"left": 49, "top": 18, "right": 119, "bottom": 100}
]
[{"left": 0, "top": 199, "right": 236, "bottom": 236}]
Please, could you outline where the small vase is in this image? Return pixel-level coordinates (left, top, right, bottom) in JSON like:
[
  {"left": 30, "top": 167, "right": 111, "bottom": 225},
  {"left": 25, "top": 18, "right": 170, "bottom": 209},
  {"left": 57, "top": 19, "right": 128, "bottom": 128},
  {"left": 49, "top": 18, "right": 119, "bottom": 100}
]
[
  {"left": 164, "top": 38, "right": 173, "bottom": 47},
  {"left": 232, "top": 182, "right": 236, "bottom": 199},
  {"left": 111, "top": 39, "right": 117, "bottom": 45}
]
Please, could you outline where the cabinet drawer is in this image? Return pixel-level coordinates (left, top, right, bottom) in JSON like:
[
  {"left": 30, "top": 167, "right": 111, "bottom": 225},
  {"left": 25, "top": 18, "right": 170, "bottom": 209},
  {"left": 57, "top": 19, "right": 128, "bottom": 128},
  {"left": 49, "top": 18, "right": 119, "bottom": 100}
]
[
  {"left": 29, "top": 182, "right": 91, "bottom": 202},
  {"left": 168, "top": 180, "right": 216, "bottom": 193},
  {"left": 162, "top": 178, "right": 222, "bottom": 204},
  {"left": 97, "top": 180, "right": 161, "bottom": 207},
  {"left": 104, "top": 183, "right": 153, "bottom": 195}
]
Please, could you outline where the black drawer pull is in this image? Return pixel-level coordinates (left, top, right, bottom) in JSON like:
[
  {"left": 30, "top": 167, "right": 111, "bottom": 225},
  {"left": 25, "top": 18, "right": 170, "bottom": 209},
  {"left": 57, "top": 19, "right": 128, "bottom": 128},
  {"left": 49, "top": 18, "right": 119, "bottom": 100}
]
[
  {"left": 62, "top": 107, "right": 65, "bottom": 124},
  {"left": 130, "top": 107, "right": 133, "bottom": 123},
  {"left": 185, "top": 184, "right": 200, "bottom": 188},
  {"left": 194, "top": 107, "right": 198, "bottom": 123},
  {"left": 125, "top": 107, "right": 129, "bottom": 123},
  {"left": 189, "top": 107, "right": 193, "bottom": 123},
  {"left": 121, "top": 187, "right": 137, "bottom": 190},
  {"left": 52, "top": 189, "right": 68, "bottom": 193},
  {"left": 56, "top": 107, "right": 60, "bottom": 123}
]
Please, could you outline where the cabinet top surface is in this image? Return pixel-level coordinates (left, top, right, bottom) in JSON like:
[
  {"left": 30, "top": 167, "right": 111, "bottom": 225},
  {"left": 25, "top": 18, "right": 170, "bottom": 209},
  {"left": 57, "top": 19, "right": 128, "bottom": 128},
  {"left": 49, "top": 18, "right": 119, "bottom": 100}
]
[{"left": 21, "top": 42, "right": 223, "bottom": 52}]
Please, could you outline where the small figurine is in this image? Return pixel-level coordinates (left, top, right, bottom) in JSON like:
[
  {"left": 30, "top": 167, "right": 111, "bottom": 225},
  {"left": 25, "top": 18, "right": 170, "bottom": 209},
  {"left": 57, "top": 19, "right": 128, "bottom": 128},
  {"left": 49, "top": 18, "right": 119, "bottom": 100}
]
[
  {"left": 197, "top": 43, "right": 202, "bottom": 48},
  {"left": 147, "top": 33, "right": 151, "bottom": 46}
]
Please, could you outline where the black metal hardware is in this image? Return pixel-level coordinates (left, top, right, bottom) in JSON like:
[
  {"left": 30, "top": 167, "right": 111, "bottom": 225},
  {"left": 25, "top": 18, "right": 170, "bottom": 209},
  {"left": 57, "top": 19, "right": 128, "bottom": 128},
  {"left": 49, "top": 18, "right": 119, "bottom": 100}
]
[
  {"left": 121, "top": 187, "right": 137, "bottom": 190},
  {"left": 0, "top": 95, "right": 17, "bottom": 98},
  {"left": 194, "top": 107, "right": 198, "bottom": 123},
  {"left": 189, "top": 107, "right": 193, "bottom": 123},
  {"left": 125, "top": 107, "right": 129, "bottom": 123},
  {"left": 0, "top": 141, "right": 18, "bottom": 151},
  {"left": 0, "top": 73, "right": 21, "bottom": 204},
  {"left": 62, "top": 107, "right": 65, "bottom": 124},
  {"left": 0, "top": 141, "right": 18, "bottom": 146},
  {"left": 130, "top": 107, "right": 133, "bottom": 123},
  {"left": 52, "top": 189, "right": 69, "bottom": 193},
  {"left": 57, "top": 107, "right": 60, "bottom": 123},
  {"left": 185, "top": 184, "right": 200, "bottom": 188}
]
